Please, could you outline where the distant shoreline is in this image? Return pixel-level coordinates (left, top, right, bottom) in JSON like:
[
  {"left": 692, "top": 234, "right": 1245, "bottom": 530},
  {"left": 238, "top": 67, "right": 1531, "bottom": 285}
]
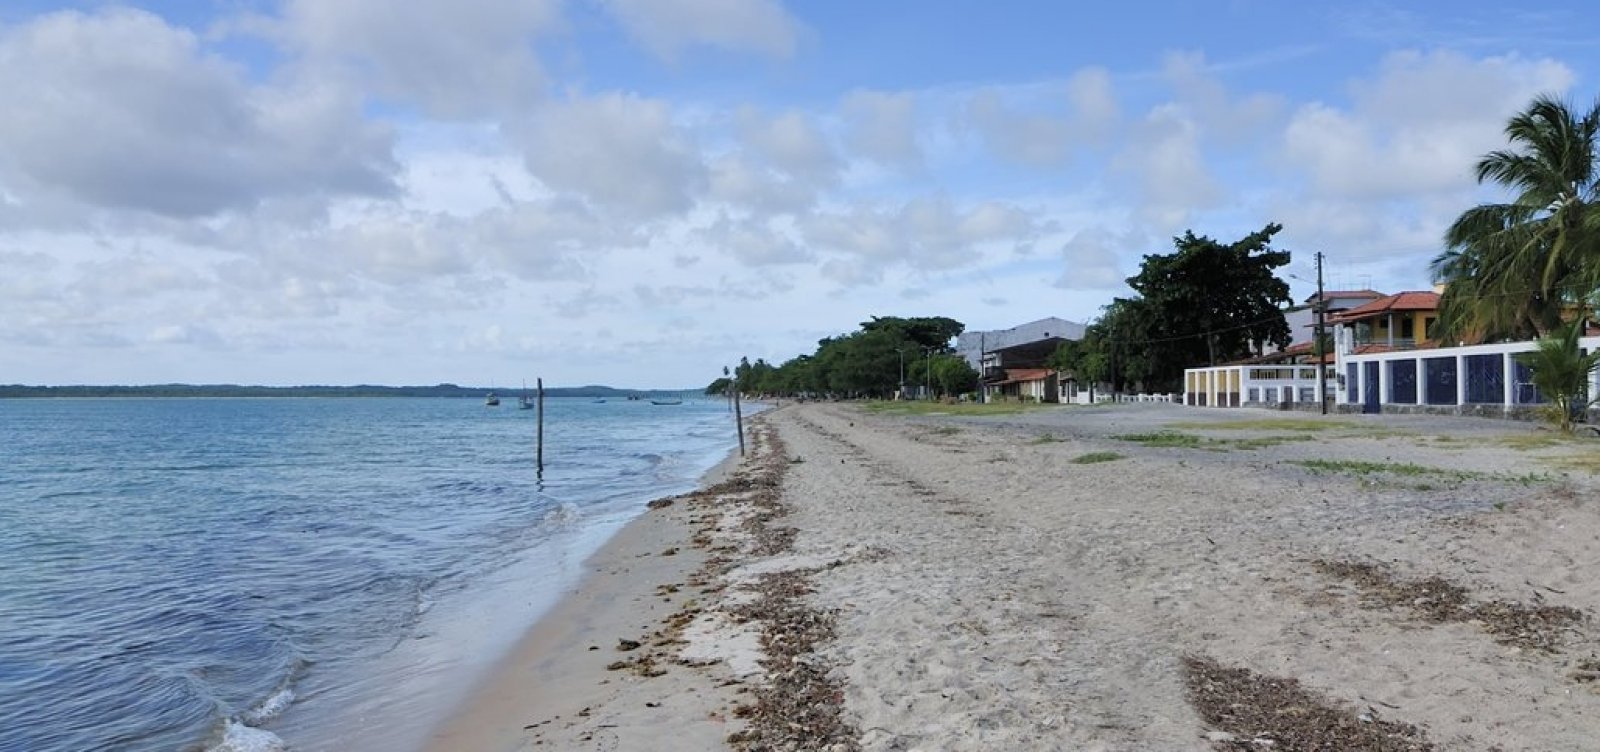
[{"left": 0, "top": 385, "right": 701, "bottom": 399}]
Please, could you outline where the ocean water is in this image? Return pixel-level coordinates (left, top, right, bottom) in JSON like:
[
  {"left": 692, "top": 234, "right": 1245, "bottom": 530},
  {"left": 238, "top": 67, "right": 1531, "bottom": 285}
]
[{"left": 0, "top": 397, "right": 744, "bottom": 752}]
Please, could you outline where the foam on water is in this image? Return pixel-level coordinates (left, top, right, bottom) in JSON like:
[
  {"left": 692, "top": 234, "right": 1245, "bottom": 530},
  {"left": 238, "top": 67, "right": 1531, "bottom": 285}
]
[
  {"left": 541, "top": 501, "right": 583, "bottom": 527},
  {"left": 210, "top": 721, "right": 287, "bottom": 752},
  {"left": 240, "top": 684, "right": 295, "bottom": 726}
]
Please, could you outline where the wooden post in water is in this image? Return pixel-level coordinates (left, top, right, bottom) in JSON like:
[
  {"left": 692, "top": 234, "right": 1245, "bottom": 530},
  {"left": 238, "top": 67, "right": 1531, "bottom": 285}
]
[
  {"left": 733, "top": 376, "right": 746, "bottom": 457},
  {"left": 536, "top": 377, "right": 545, "bottom": 475}
]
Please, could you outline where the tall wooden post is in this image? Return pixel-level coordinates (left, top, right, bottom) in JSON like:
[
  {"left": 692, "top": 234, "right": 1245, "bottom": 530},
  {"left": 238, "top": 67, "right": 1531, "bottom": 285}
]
[
  {"left": 536, "top": 377, "right": 545, "bottom": 475},
  {"left": 733, "top": 375, "right": 745, "bottom": 457},
  {"left": 1315, "top": 251, "right": 1328, "bottom": 415}
]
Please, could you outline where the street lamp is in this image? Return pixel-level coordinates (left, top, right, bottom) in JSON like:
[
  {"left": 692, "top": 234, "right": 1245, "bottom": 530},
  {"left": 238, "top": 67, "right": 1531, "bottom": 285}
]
[{"left": 896, "top": 348, "right": 906, "bottom": 399}]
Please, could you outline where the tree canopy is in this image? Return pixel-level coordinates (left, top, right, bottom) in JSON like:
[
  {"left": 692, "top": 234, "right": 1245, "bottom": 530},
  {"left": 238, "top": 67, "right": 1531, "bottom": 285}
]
[
  {"left": 1055, "top": 224, "right": 1291, "bottom": 393},
  {"left": 1432, "top": 94, "right": 1600, "bottom": 341},
  {"left": 706, "top": 316, "right": 971, "bottom": 399}
]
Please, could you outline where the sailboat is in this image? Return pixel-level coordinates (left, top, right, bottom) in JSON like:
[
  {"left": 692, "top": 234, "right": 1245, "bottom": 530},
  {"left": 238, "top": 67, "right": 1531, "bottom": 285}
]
[
  {"left": 485, "top": 391, "right": 500, "bottom": 407},
  {"left": 518, "top": 381, "right": 534, "bottom": 410}
]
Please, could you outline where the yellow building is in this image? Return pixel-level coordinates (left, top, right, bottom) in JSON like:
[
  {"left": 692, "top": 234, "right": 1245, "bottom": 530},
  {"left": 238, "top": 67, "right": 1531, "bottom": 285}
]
[{"left": 1327, "top": 290, "right": 1441, "bottom": 352}]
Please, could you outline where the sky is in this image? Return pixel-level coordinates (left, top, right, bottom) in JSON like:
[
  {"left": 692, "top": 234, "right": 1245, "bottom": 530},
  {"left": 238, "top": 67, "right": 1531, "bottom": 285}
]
[{"left": 2, "top": 1, "right": 1596, "bottom": 388}]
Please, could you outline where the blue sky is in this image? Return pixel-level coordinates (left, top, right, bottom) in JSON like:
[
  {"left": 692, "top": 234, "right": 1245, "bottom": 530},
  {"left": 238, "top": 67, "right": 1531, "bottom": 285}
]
[{"left": 1, "top": 1, "right": 1596, "bottom": 387}]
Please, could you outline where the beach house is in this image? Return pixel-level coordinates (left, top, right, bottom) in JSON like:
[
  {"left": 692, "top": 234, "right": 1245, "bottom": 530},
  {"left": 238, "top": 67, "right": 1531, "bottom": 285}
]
[
  {"left": 1326, "top": 289, "right": 1442, "bottom": 353},
  {"left": 955, "top": 317, "right": 1086, "bottom": 402}
]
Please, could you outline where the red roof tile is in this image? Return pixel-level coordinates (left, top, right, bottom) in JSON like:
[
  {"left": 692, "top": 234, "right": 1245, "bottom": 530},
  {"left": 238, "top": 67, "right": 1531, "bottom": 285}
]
[
  {"left": 999, "top": 368, "right": 1053, "bottom": 384},
  {"left": 1327, "top": 291, "right": 1440, "bottom": 323}
]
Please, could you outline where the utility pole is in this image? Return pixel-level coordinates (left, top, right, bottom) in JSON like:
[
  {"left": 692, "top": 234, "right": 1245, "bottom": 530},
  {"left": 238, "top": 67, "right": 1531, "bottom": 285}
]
[
  {"left": 1315, "top": 251, "right": 1328, "bottom": 415},
  {"left": 978, "top": 332, "right": 986, "bottom": 404}
]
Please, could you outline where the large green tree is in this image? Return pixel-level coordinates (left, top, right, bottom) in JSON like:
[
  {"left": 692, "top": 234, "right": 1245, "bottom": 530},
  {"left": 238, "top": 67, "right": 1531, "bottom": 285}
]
[
  {"left": 1432, "top": 94, "right": 1600, "bottom": 341},
  {"left": 1124, "top": 223, "right": 1293, "bottom": 390}
]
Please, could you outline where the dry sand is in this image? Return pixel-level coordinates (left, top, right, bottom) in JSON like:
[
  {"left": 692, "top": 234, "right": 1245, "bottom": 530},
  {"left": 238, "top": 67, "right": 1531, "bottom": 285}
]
[{"left": 425, "top": 402, "right": 1600, "bottom": 751}]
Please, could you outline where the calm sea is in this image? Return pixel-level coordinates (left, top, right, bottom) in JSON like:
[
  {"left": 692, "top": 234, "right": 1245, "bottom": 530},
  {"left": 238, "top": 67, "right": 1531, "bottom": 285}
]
[{"left": 0, "top": 396, "right": 744, "bottom": 752}]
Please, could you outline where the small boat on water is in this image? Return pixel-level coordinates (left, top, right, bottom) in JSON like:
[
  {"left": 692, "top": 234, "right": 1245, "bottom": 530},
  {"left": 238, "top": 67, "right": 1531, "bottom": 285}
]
[
  {"left": 485, "top": 392, "right": 500, "bottom": 406},
  {"left": 518, "top": 381, "right": 533, "bottom": 409},
  {"left": 592, "top": 398, "right": 607, "bottom": 404},
  {"left": 650, "top": 398, "right": 682, "bottom": 405}
]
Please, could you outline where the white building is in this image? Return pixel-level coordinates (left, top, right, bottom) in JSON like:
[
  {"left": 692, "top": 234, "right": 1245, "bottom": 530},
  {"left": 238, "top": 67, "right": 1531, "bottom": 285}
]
[{"left": 955, "top": 317, "right": 1086, "bottom": 369}]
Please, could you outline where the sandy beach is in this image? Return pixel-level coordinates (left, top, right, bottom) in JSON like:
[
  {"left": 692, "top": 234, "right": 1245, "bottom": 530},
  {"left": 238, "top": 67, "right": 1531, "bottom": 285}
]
[{"left": 426, "top": 401, "right": 1600, "bottom": 751}]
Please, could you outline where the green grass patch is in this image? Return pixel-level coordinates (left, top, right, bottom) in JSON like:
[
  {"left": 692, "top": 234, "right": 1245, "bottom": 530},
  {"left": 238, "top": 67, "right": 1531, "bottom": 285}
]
[
  {"left": 1114, "top": 431, "right": 1205, "bottom": 448},
  {"left": 1030, "top": 433, "right": 1063, "bottom": 444},
  {"left": 1114, "top": 431, "right": 1317, "bottom": 451},
  {"left": 1226, "top": 434, "right": 1319, "bottom": 450},
  {"left": 1070, "top": 451, "right": 1126, "bottom": 464},
  {"left": 1286, "top": 459, "right": 1550, "bottom": 485},
  {"left": 1288, "top": 459, "right": 1475, "bottom": 477}
]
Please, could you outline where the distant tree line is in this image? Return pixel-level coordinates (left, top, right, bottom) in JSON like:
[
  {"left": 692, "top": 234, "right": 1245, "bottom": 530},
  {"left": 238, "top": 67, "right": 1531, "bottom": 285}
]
[{"left": 707, "top": 316, "right": 979, "bottom": 399}]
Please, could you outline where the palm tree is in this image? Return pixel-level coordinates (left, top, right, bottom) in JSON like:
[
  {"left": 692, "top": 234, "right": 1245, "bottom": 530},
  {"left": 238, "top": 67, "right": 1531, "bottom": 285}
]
[
  {"left": 1514, "top": 321, "right": 1600, "bottom": 432},
  {"left": 1431, "top": 94, "right": 1600, "bottom": 341}
]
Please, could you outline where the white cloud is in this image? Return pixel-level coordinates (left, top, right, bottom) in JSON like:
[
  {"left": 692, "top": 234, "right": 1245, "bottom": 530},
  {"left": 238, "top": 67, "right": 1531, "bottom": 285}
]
[
  {"left": 596, "top": 0, "right": 803, "bottom": 61},
  {"left": 1114, "top": 105, "right": 1221, "bottom": 230},
  {"left": 707, "top": 155, "right": 818, "bottom": 215},
  {"left": 515, "top": 93, "right": 707, "bottom": 220},
  {"left": 1282, "top": 50, "right": 1574, "bottom": 200},
  {"left": 695, "top": 215, "right": 811, "bottom": 266},
  {"left": 0, "top": 8, "right": 397, "bottom": 218},
  {"left": 735, "top": 107, "right": 840, "bottom": 186},
  {"left": 268, "top": 0, "right": 561, "bottom": 117},
  {"left": 470, "top": 198, "right": 628, "bottom": 280},
  {"left": 1161, "top": 51, "right": 1284, "bottom": 143},
  {"left": 1055, "top": 227, "right": 1133, "bottom": 290},
  {"left": 964, "top": 67, "right": 1119, "bottom": 167},
  {"left": 802, "top": 196, "right": 1038, "bottom": 273},
  {"left": 147, "top": 323, "right": 222, "bottom": 346}
]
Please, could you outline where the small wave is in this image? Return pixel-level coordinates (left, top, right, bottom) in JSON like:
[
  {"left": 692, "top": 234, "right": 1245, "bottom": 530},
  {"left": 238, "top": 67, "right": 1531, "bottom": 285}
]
[
  {"left": 541, "top": 502, "right": 582, "bottom": 528},
  {"left": 208, "top": 721, "right": 286, "bottom": 752},
  {"left": 240, "top": 685, "right": 293, "bottom": 726}
]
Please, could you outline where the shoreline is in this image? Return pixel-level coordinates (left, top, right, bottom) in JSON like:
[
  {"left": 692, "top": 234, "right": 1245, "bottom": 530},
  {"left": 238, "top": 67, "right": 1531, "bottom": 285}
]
[{"left": 419, "top": 428, "right": 760, "bottom": 750}]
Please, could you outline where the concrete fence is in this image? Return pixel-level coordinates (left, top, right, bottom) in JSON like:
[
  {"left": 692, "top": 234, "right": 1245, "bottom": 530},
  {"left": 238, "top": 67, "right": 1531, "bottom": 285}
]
[{"left": 1335, "top": 336, "right": 1600, "bottom": 418}]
